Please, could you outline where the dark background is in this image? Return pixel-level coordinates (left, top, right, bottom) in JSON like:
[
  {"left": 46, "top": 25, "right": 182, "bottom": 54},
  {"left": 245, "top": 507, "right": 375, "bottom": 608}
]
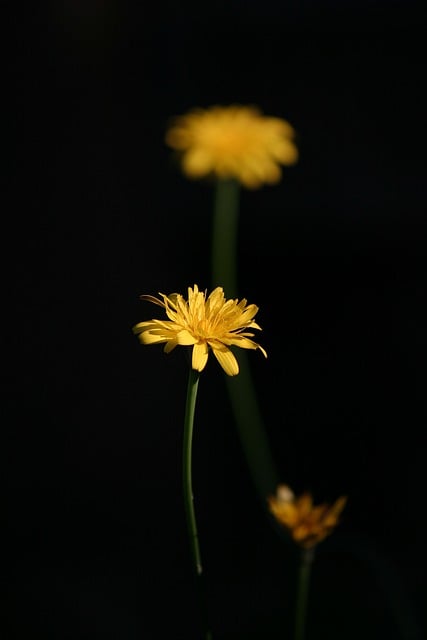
[{"left": 5, "top": 1, "right": 427, "bottom": 638}]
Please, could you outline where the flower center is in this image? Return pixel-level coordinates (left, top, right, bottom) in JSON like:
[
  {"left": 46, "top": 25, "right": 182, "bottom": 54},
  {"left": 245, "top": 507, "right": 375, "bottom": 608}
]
[
  {"left": 191, "top": 319, "right": 213, "bottom": 340},
  {"left": 212, "top": 130, "right": 248, "bottom": 155}
]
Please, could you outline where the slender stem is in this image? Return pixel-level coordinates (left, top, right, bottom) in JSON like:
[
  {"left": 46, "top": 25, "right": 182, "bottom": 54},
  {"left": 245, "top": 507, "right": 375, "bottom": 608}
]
[
  {"left": 182, "top": 367, "right": 212, "bottom": 640},
  {"left": 225, "top": 355, "right": 278, "bottom": 497},
  {"left": 211, "top": 178, "right": 240, "bottom": 297},
  {"left": 294, "top": 547, "right": 315, "bottom": 640},
  {"left": 211, "top": 179, "right": 280, "bottom": 500}
]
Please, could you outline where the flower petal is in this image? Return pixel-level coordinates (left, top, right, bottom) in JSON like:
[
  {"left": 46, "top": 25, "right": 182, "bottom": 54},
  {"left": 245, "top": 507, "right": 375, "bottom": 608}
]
[
  {"left": 164, "top": 340, "right": 179, "bottom": 353},
  {"left": 211, "top": 345, "right": 239, "bottom": 376},
  {"left": 176, "top": 329, "right": 198, "bottom": 345},
  {"left": 296, "top": 493, "right": 313, "bottom": 517},
  {"left": 182, "top": 148, "right": 214, "bottom": 177},
  {"left": 269, "top": 500, "right": 299, "bottom": 527},
  {"left": 223, "top": 335, "right": 267, "bottom": 357},
  {"left": 192, "top": 342, "right": 209, "bottom": 372}
]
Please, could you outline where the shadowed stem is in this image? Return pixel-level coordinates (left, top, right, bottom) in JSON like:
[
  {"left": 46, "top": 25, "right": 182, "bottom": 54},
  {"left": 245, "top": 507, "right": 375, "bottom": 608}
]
[
  {"left": 294, "top": 547, "right": 315, "bottom": 640},
  {"left": 182, "top": 368, "right": 212, "bottom": 640},
  {"left": 211, "top": 178, "right": 240, "bottom": 296},
  {"left": 211, "top": 178, "right": 279, "bottom": 499}
]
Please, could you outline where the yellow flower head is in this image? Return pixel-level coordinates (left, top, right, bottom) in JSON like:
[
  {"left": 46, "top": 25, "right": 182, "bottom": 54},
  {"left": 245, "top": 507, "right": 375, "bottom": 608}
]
[
  {"left": 165, "top": 104, "right": 298, "bottom": 189},
  {"left": 268, "top": 484, "right": 347, "bottom": 549},
  {"left": 133, "top": 284, "right": 267, "bottom": 376}
]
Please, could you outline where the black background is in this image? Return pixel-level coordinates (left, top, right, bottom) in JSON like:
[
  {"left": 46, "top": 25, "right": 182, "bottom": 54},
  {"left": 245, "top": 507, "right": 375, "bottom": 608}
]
[{"left": 5, "top": 1, "right": 427, "bottom": 638}]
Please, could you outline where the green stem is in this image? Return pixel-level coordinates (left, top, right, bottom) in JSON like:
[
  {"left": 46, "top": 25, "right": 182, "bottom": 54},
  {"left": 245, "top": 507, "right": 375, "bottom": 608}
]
[
  {"left": 225, "top": 355, "right": 278, "bottom": 497},
  {"left": 182, "top": 368, "right": 212, "bottom": 640},
  {"left": 294, "top": 547, "right": 315, "bottom": 640},
  {"left": 211, "top": 179, "right": 280, "bottom": 500},
  {"left": 211, "top": 178, "right": 240, "bottom": 296}
]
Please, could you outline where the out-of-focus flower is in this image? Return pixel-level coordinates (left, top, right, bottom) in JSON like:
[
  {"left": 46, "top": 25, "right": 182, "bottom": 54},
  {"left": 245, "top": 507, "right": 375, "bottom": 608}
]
[
  {"left": 133, "top": 284, "right": 267, "bottom": 376},
  {"left": 165, "top": 105, "right": 298, "bottom": 188},
  {"left": 268, "top": 484, "right": 347, "bottom": 549}
]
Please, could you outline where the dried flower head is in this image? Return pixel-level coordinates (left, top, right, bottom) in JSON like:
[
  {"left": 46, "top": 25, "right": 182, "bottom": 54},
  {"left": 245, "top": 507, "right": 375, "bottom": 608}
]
[
  {"left": 165, "top": 104, "right": 298, "bottom": 188},
  {"left": 268, "top": 484, "right": 347, "bottom": 549},
  {"left": 133, "top": 284, "right": 267, "bottom": 376}
]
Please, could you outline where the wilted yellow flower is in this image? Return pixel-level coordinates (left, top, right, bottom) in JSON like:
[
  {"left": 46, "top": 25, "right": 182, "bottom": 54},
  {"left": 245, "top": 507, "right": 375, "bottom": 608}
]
[
  {"left": 165, "top": 105, "right": 298, "bottom": 189},
  {"left": 133, "top": 284, "right": 267, "bottom": 376},
  {"left": 268, "top": 484, "right": 347, "bottom": 549}
]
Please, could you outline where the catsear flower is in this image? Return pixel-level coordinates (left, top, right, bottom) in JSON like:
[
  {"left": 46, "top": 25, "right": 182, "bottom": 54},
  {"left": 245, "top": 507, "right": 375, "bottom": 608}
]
[
  {"left": 268, "top": 484, "right": 347, "bottom": 549},
  {"left": 165, "top": 105, "right": 298, "bottom": 189},
  {"left": 133, "top": 284, "right": 267, "bottom": 376}
]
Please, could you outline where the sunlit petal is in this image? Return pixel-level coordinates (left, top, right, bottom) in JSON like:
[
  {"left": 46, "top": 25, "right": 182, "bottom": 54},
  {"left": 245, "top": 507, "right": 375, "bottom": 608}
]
[
  {"left": 176, "top": 329, "right": 198, "bottom": 345},
  {"left": 192, "top": 342, "right": 209, "bottom": 372},
  {"left": 211, "top": 345, "right": 239, "bottom": 376}
]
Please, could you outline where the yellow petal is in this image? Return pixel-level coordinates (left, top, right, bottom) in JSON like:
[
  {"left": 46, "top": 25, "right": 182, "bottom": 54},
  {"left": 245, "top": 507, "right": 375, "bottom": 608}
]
[
  {"left": 164, "top": 340, "right": 178, "bottom": 353},
  {"left": 310, "top": 504, "right": 329, "bottom": 524},
  {"left": 211, "top": 345, "right": 239, "bottom": 376},
  {"left": 182, "top": 148, "right": 214, "bottom": 177},
  {"left": 322, "top": 496, "right": 347, "bottom": 526},
  {"left": 331, "top": 496, "right": 348, "bottom": 516},
  {"left": 137, "top": 332, "right": 168, "bottom": 345},
  {"left": 269, "top": 500, "right": 299, "bottom": 527},
  {"left": 274, "top": 140, "right": 299, "bottom": 165},
  {"left": 164, "top": 126, "right": 192, "bottom": 150},
  {"left": 225, "top": 336, "right": 268, "bottom": 358},
  {"left": 293, "top": 524, "right": 311, "bottom": 543},
  {"left": 296, "top": 493, "right": 313, "bottom": 517},
  {"left": 192, "top": 342, "right": 209, "bottom": 372},
  {"left": 175, "top": 329, "right": 198, "bottom": 345}
]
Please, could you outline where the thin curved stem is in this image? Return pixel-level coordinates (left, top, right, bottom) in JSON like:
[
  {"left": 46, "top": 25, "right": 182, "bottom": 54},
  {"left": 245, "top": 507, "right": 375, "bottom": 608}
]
[
  {"left": 183, "top": 368, "right": 202, "bottom": 575},
  {"left": 182, "top": 367, "right": 212, "bottom": 639}
]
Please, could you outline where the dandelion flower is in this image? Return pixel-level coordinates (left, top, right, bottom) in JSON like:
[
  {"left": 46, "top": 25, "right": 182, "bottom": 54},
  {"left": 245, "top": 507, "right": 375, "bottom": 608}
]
[
  {"left": 133, "top": 284, "right": 267, "bottom": 376},
  {"left": 268, "top": 484, "right": 347, "bottom": 549},
  {"left": 165, "top": 104, "right": 298, "bottom": 189}
]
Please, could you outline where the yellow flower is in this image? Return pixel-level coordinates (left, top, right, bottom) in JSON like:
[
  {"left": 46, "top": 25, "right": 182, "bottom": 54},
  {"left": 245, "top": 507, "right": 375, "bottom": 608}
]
[
  {"left": 133, "top": 284, "right": 267, "bottom": 376},
  {"left": 268, "top": 484, "right": 347, "bottom": 549},
  {"left": 165, "top": 104, "right": 298, "bottom": 189}
]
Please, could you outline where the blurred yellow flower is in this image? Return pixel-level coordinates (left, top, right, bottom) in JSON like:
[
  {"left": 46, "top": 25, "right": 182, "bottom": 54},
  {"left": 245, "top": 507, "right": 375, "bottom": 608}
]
[
  {"left": 165, "top": 105, "right": 298, "bottom": 189},
  {"left": 268, "top": 485, "right": 347, "bottom": 549},
  {"left": 133, "top": 284, "right": 267, "bottom": 376}
]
